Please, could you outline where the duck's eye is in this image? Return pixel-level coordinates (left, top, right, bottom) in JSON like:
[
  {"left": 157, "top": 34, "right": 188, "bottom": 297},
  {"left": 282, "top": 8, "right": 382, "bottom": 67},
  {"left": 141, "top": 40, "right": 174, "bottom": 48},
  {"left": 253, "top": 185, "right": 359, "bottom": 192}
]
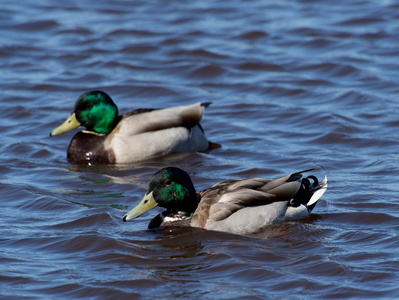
[
  {"left": 165, "top": 179, "right": 173, "bottom": 186},
  {"left": 85, "top": 103, "right": 94, "bottom": 110}
]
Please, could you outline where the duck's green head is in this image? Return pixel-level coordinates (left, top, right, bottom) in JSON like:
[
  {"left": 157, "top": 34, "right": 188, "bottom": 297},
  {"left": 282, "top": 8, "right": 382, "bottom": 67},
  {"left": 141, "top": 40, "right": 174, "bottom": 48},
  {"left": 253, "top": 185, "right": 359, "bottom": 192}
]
[
  {"left": 50, "top": 91, "right": 119, "bottom": 136},
  {"left": 123, "top": 167, "right": 199, "bottom": 222}
]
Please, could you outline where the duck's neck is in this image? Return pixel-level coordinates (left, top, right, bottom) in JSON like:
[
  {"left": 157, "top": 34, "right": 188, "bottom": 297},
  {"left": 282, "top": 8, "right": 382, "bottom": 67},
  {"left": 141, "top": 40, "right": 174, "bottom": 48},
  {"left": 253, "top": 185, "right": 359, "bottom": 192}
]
[
  {"left": 183, "top": 193, "right": 201, "bottom": 215},
  {"left": 167, "top": 193, "right": 200, "bottom": 217},
  {"left": 79, "top": 104, "right": 120, "bottom": 134},
  {"left": 90, "top": 113, "right": 120, "bottom": 134}
]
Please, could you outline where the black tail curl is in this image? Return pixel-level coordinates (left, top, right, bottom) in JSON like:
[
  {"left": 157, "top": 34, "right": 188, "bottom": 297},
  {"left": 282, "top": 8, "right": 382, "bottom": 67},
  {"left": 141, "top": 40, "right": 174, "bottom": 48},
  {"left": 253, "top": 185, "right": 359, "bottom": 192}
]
[{"left": 290, "top": 175, "right": 320, "bottom": 209}]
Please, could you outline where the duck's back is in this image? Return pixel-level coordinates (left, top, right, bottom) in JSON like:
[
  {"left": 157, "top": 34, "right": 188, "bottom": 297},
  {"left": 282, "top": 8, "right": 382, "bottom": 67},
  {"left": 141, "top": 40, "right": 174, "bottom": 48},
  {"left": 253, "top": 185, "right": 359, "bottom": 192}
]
[{"left": 114, "top": 102, "right": 206, "bottom": 136}]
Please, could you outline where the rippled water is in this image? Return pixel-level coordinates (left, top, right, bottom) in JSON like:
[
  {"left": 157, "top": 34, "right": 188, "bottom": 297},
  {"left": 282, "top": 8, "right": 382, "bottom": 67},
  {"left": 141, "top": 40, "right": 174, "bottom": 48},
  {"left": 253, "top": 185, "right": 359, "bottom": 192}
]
[{"left": 1, "top": 0, "right": 399, "bottom": 298}]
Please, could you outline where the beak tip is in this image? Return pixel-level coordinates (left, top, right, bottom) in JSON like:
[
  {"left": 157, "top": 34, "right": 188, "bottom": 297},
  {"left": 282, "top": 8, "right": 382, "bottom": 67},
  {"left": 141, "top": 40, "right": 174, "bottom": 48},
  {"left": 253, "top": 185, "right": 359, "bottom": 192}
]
[
  {"left": 123, "top": 192, "right": 157, "bottom": 223},
  {"left": 50, "top": 113, "right": 80, "bottom": 136}
]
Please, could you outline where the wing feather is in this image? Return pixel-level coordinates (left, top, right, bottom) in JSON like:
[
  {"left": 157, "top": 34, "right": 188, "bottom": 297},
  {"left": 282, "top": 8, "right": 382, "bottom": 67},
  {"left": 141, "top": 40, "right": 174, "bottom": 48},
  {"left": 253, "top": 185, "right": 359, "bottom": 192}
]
[
  {"left": 191, "top": 174, "right": 303, "bottom": 228},
  {"left": 116, "top": 102, "right": 205, "bottom": 136}
]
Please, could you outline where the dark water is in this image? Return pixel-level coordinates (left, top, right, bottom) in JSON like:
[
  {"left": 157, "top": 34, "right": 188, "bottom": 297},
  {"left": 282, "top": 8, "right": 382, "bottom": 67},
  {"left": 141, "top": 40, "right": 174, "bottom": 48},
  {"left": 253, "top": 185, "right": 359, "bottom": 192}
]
[{"left": 1, "top": 0, "right": 399, "bottom": 298}]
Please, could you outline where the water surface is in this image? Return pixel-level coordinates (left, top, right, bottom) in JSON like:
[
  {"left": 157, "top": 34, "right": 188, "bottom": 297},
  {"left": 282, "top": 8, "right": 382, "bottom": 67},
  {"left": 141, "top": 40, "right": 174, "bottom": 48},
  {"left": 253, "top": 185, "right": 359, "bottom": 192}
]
[{"left": 1, "top": 0, "right": 399, "bottom": 299}]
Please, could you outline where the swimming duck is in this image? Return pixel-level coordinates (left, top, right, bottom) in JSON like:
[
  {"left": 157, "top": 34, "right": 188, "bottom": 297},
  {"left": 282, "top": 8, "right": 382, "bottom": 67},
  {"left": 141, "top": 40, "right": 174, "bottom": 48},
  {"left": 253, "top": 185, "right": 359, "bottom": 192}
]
[
  {"left": 123, "top": 167, "right": 328, "bottom": 235},
  {"left": 50, "top": 91, "right": 216, "bottom": 163}
]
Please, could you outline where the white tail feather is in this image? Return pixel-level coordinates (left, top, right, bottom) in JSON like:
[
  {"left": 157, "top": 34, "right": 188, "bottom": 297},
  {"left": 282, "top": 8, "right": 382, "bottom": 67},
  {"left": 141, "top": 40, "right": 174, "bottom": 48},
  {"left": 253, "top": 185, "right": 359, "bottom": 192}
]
[{"left": 307, "top": 175, "right": 328, "bottom": 207}]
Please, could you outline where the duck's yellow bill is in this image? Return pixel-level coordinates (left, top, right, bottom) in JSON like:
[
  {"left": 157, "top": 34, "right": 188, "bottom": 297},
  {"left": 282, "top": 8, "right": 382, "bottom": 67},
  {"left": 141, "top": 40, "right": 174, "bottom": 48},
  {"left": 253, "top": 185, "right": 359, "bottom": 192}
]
[
  {"left": 50, "top": 113, "right": 81, "bottom": 136},
  {"left": 123, "top": 191, "right": 158, "bottom": 222}
]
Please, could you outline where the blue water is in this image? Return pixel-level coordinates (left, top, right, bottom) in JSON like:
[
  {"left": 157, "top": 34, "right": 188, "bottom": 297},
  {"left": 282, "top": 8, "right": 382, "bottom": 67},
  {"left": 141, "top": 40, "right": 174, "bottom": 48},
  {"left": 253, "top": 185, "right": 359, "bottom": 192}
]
[{"left": 1, "top": 0, "right": 399, "bottom": 298}]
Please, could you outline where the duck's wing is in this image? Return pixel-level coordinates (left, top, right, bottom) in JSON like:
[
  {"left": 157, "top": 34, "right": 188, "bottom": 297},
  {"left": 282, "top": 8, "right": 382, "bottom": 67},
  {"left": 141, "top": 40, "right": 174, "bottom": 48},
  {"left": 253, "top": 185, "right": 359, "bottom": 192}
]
[
  {"left": 190, "top": 170, "right": 323, "bottom": 229},
  {"left": 114, "top": 102, "right": 207, "bottom": 136},
  {"left": 191, "top": 179, "right": 241, "bottom": 228}
]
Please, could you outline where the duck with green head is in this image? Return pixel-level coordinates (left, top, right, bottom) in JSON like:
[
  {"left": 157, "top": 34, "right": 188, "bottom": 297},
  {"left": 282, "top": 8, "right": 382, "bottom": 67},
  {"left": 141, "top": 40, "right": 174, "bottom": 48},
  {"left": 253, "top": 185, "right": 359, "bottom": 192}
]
[
  {"left": 50, "top": 91, "right": 216, "bottom": 163},
  {"left": 123, "top": 167, "right": 328, "bottom": 235}
]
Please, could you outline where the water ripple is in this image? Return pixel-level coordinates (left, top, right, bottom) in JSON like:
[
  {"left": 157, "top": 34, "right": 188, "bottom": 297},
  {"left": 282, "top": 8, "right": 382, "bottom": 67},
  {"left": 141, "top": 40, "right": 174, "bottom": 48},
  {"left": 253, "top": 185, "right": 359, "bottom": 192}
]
[{"left": 1, "top": 0, "right": 399, "bottom": 298}]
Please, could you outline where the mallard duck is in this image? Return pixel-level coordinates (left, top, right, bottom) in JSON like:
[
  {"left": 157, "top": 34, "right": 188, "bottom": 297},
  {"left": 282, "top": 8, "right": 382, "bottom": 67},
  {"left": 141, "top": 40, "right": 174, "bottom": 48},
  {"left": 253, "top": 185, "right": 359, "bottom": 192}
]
[
  {"left": 50, "top": 91, "right": 216, "bottom": 163},
  {"left": 123, "top": 167, "right": 328, "bottom": 235}
]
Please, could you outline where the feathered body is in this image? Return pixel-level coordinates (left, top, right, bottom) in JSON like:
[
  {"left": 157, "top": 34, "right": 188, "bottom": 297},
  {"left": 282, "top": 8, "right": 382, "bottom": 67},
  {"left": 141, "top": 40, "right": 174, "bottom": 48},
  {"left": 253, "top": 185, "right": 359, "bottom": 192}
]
[
  {"left": 50, "top": 91, "right": 215, "bottom": 164},
  {"left": 123, "top": 167, "right": 328, "bottom": 235}
]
